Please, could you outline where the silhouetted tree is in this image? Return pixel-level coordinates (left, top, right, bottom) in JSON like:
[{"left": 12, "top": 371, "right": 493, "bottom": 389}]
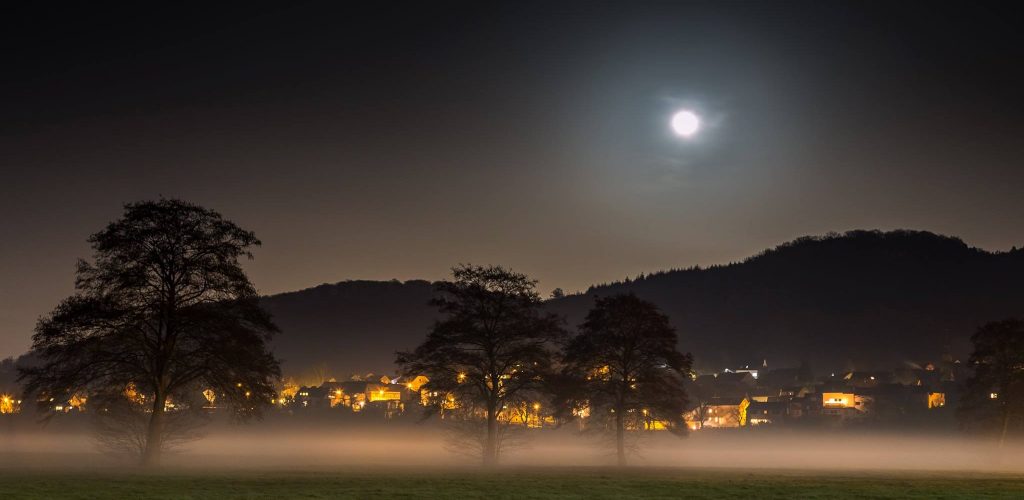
[
  {"left": 557, "top": 294, "right": 692, "bottom": 466},
  {"left": 958, "top": 319, "right": 1024, "bottom": 447},
  {"left": 396, "top": 265, "right": 565, "bottom": 466},
  {"left": 92, "top": 388, "right": 207, "bottom": 459},
  {"left": 439, "top": 404, "right": 529, "bottom": 463},
  {"left": 0, "top": 358, "right": 19, "bottom": 418},
  {"left": 306, "top": 363, "right": 331, "bottom": 387},
  {"left": 19, "top": 199, "right": 280, "bottom": 466},
  {"left": 0, "top": 357, "right": 17, "bottom": 394}
]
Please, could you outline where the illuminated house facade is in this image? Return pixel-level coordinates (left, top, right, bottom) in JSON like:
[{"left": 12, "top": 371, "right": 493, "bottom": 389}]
[
  {"left": 746, "top": 400, "right": 790, "bottom": 426},
  {"left": 820, "top": 391, "right": 871, "bottom": 419},
  {"left": 0, "top": 394, "right": 19, "bottom": 414},
  {"left": 686, "top": 397, "right": 750, "bottom": 429}
]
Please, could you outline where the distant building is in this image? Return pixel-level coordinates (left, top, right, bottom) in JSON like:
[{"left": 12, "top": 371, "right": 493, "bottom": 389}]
[
  {"left": 841, "top": 371, "right": 892, "bottom": 388},
  {"left": 0, "top": 394, "right": 20, "bottom": 414},
  {"left": 821, "top": 391, "right": 871, "bottom": 420},
  {"left": 296, "top": 385, "right": 331, "bottom": 408},
  {"left": 686, "top": 397, "right": 750, "bottom": 429},
  {"left": 746, "top": 400, "right": 790, "bottom": 426},
  {"left": 694, "top": 372, "right": 756, "bottom": 400},
  {"left": 294, "top": 378, "right": 419, "bottom": 417}
]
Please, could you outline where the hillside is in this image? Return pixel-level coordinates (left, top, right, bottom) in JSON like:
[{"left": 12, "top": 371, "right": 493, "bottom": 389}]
[
  {"left": 260, "top": 280, "right": 439, "bottom": 378},
  {"left": 261, "top": 230, "right": 1024, "bottom": 376},
  {"left": 549, "top": 230, "right": 1024, "bottom": 370}
]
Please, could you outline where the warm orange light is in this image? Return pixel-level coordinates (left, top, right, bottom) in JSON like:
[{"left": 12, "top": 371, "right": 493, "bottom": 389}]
[
  {"left": 369, "top": 388, "right": 402, "bottom": 402},
  {"left": 124, "top": 383, "right": 146, "bottom": 404},
  {"left": 0, "top": 394, "right": 15, "bottom": 414},
  {"left": 822, "top": 392, "right": 855, "bottom": 408},
  {"left": 69, "top": 393, "right": 87, "bottom": 411},
  {"left": 279, "top": 380, "right": 299, "bottom": 400}
]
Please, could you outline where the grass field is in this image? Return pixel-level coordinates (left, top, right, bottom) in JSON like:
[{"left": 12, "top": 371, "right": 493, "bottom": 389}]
[{"left": 1, "top": 468, "right": 1023, "bottom": 499}]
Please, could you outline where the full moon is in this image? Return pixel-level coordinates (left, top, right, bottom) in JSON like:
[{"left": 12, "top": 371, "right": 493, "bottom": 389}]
[{"left": 671, "top": 110, "right": 700, "bottom": 137}]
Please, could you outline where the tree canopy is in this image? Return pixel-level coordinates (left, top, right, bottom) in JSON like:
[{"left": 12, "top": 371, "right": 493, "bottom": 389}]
[
  {"left": 958, "top": 318, "right": 1024, "bottom": 446},
  {"left": 19, "top": 199, "right": 280, "bottom": 466},
  {"left": 557, "top": 293, "right": 692, "bottom": 466},
  {"left": 396, "top": 265, "right": 565, "bottom": 466}
]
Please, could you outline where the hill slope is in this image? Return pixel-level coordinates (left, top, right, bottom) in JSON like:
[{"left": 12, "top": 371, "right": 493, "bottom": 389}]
[
  {"left": 262, "top": 230, "right": 1024, "bottom": 376},
  {"left": 549, "top": 230, "right": 1024, "bottom": 370},
  {"left": 260, "top": 280, "right": 438, "bottom": 377}
]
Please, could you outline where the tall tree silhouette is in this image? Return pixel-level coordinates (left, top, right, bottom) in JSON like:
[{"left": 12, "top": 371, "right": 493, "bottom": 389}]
[
  {"left": 19, "top": 199, "right": 280, "bottom": 466},
  {"left": 958, "top": 319, "right": 1024, "bottom": 447},
  {"left": 557, "top": 294, "right": 692, "bottom": 466},
  {"left": 396, "top": 265, "right": 564, "bottom": 466}
]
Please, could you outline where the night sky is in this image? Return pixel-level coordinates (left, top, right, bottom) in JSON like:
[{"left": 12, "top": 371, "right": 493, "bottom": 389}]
[{"left": 2, "top": 2, "right": 1023, "bottom": 358}]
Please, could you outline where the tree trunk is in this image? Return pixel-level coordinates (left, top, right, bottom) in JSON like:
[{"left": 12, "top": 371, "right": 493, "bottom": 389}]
[
  {"left": 998, "top": 407, "right": 1011, "bottom": 449},
  {"left": 141, "top": 392, "right": 167, "bottom": 467},
  {"left": 615, "top": 409, "right": 626, "bottom": 467},
  {"left": 483, "top": 404, "right": 499, "bottom": 468}
]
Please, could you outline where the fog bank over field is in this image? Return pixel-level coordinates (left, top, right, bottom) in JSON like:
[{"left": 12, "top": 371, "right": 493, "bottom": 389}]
[{"left": 4, "top": 423, "right": 1024, "bottom": 473}]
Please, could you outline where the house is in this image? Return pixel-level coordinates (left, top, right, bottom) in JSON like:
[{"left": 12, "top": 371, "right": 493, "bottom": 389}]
[
  {"left": 785, "top": 393, "right": 820, "bottom": 419},
  {"left": 299, "top": 379, "right": 416, "bottom": 414},
  {"left": 0, "top": 394, "right": 19, "bottom": 414},
  {"left": 892, "top": 367, "right": 938, "bottom": 387},
  {"left": 686, "top": 397, "right": 750, "bottom": 429},
  {"left": 728, "top": 362, "right": 765, "bottom": 380},
  {"left": 842, "top": 371, "right": 892, "bottom": 388},
  {"left": 857, "top": 384, "right": 931, "bottom": 419},
  {"left": 746, "top": 400, "right": 790, "bottom": 426},
  {"left": 295, "top": 385, "right": 331, "bottom": 408},
  {"left": 693, "top": 372, "right": 756, "bottom": 400},
  {"left": 821, "top": 391, "right": 870, "bottom": 409},
  {"left": 821, "top": 391, "right": 872, "bottom": 420},
  {"left": 716, "top": 372, "right": 757, "bottom": 387},
  {"left": 399, "top": 375, "right": 429, "bottom": 392}
]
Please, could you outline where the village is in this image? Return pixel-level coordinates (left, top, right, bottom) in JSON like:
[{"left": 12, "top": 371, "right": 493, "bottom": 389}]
[
  {"left": 3, "top": 358, "right": 962, "bottom": 432},
  {"left": 284, "top": 359, "right": 961, "bottom": 430}
]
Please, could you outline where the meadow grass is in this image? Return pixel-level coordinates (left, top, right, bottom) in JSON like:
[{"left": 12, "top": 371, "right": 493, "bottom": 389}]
[{"left": 1, "top": 467, "right": 1022, "bottom": 499}]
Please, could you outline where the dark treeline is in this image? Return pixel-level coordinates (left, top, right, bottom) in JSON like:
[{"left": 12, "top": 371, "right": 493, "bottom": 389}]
[
  {"left": 551, "top": 230, "right": 1024, "bottom": 370},
  {"left": 257, "top": 230, "right": 1024, "bottom": 374}
]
